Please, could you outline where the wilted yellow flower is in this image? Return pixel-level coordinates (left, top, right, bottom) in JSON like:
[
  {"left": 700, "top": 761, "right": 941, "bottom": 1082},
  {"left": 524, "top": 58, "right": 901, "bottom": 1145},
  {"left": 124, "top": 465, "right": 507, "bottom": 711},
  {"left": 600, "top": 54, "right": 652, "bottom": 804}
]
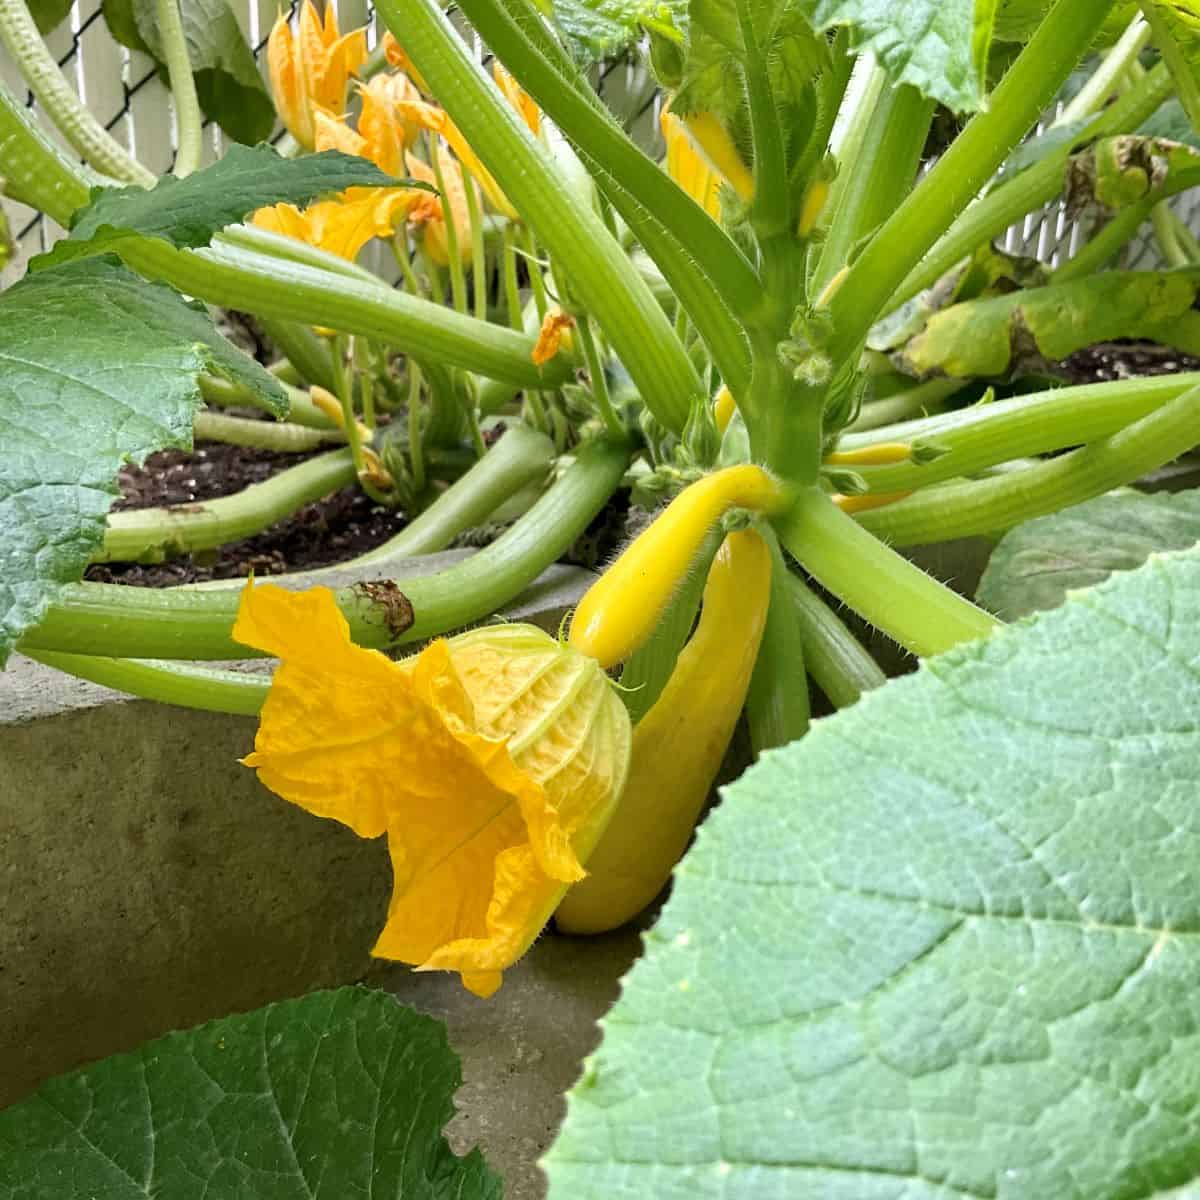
[
  {"left": 253, "top": 186, "right": 417, "bottom": 262},
  {"left": 267, "top": 0, "right": 367, "bottom": 149},
  {"left": 234, "top": 583, "right": 631, "bottom": 997},
  {"left": 404, "top": 145, "right": 477, "bottom": 266},
  {"left": 493, "top": 61, "right": 540, "bottom": 136},
  {"left": 531, "top": 310, "right": 575, "bottom": 365},
  {"left": 661, "top": 108, "right": 721, "bottom": 219},
  {"left": 394, "top": 97, "right": 518, "bottom": 220}
]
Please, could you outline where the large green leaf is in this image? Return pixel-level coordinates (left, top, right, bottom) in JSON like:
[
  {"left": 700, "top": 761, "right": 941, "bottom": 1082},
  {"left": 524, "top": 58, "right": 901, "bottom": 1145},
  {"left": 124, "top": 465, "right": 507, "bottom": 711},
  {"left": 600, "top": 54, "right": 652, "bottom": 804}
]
[
  {"left": 546, "top": 544, "right": 1200, "bottom": 1199},
  {"left": 794, "top": 0, "right": 999, "bottom": 112},
  {"left": 978, "top": 488, "right": 1200, "bottom": 619},
  {"left": 0, "top": 257, "right": 285, "bottom": 667},
  {"left": 35, "top": 145, "right": 399, "bottom": 270},
  {"left": 0, "top": 988, "right": 502, "bottom": 1199},
  {"left": 102, "top": 0, "right": 275, "bottom": 145}
]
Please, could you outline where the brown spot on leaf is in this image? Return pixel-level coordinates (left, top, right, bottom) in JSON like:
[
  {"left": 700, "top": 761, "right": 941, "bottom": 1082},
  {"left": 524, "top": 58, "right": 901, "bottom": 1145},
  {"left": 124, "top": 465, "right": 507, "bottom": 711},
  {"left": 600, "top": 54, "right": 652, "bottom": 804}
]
[{"left": 354, "top": 579, "right": 415, "bottom": 641}]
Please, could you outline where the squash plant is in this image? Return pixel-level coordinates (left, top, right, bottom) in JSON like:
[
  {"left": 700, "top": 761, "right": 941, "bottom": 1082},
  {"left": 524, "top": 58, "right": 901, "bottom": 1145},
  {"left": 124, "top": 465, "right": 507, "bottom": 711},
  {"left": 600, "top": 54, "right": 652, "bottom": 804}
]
[{"left": 3, "top": 0, "right": 1200, "bottom": 1193}]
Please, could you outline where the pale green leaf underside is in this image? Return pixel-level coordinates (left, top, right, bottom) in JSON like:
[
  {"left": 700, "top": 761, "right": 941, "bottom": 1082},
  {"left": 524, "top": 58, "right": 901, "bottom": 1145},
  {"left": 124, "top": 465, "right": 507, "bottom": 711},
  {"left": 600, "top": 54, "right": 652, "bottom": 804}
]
[
  {"left": 553, "top": 0, "right": 687, "bottom": 60},
  {"left": 0, "top": 988, "right": 502, "bottom": 1199},
  {"left": 36, "top": 145, "right": 398, "bottom": 270},
  {"left": 795, "top": 0, "right": 992, "bottom": 112},
  {"left": 547, "top": 546, "right": 1200, "bottom": 1199},
  {"left": 978, "top": 488, "right": 1200, "bottom": 619},
  {"left": 0, "top": 258, "right": 285, "bottom": 666}
]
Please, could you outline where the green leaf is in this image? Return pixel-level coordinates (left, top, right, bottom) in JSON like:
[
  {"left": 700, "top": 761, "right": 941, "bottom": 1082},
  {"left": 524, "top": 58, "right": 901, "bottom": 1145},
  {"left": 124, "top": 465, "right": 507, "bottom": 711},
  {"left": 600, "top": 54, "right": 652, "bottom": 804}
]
[
  {"left": 1142, "top": 97, "right": 1200, "bottom": 149},
  {"left": 102, "top": 0, "right": 275, "bottom": 144},
  {"left": 0, "top": 258, "right": 285, "bottom": 666},
  {"left": 793, "top": 0, "right": 999, "bottom": 113},
  {"left": 552, "top": 0, "right": 687, "bottom": 60},
  {"left": 1144, "top": 0, "right": 1200, "bottom": 136},
  {"left": 674, "top": 0, "right": 830, "bottom": 122},
  {"left": 546, "top": 544, "right": 1200, "bottom": 1200},
  {"left": 28, "top": 0, "right": 73, "bottom": 33},
  {"left": 978, "top": 488, "right": 1200, "bottom": 619},
  {"left": 0, "top": 987, "right": 502, "bottom": 1199},
  {"left": 35, "top": 145, "right": 399, "bottom": 270}
]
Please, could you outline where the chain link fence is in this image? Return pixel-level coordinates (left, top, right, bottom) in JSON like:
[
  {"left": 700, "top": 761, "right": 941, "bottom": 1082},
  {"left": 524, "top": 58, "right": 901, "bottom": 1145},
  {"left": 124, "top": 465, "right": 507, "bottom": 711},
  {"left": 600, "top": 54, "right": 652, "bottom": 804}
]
[{"left": 1, "top": 2, "right": 1196, "bottom": 288}]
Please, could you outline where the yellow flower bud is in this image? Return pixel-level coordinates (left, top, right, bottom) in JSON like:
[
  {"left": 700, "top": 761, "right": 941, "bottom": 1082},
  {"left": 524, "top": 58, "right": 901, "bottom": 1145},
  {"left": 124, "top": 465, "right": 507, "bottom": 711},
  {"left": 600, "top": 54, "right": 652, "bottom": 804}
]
[
  {"left": 234, "top": 585, "right": 631, "bottom": 997},
  {"left": 556, "top": 529, "right": 771, "bottom": 934},
  {"left": 713, "top": 384, "right": 737, "bottom": 433}
]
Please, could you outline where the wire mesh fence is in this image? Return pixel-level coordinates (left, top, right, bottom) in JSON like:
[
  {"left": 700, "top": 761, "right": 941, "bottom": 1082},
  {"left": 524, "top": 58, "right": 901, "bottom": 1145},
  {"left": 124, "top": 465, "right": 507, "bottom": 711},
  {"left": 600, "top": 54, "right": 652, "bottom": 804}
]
[{"left": 1, "top": 3, "right": 1196, "bottom": 289}]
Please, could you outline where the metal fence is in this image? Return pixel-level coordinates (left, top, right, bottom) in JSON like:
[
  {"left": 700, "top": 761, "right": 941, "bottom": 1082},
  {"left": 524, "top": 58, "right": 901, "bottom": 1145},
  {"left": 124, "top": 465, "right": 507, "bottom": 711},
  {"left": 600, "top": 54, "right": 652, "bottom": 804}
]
[{"left": 1, "top": 3, "right": 1196, "bottom": 288}]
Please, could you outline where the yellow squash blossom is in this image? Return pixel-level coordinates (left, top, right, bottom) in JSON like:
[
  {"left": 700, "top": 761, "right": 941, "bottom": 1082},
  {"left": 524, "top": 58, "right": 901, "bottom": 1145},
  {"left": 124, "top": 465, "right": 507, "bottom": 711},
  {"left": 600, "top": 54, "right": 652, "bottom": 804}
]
[
  {"left": 493, "top": 61, "right": 540, "bottom": 136},
  {"left": 661, "top": 108, "right": 722, "bottom": 219},
  {"left": 267, "top": 0, "right": 367, "bottom": 149},
  {"left": 312, "top": 76, "right": 421, "bottom": 176},
  {"left": 404, "top": 145, "right": 477, "bottom": 266},
  {"left": 531, "top": 310, "right": 575, "bottom": 366},
  {"left": 380, "top": 31, "right": 430, "bottom": 95},
  {"left": 253, "top": 186, "right": 417, "bottom": 262},
  {"left": 394, "top": 97, "right": 518, "bottom": 220},
  {"left": 234, "top": 583, "right": 631, "bottom": 997}
]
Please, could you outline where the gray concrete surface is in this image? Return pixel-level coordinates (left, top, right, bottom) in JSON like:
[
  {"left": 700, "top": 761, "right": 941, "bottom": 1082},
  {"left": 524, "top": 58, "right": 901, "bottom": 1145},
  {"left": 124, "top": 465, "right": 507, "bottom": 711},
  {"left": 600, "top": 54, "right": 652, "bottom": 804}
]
[
  {"left": 0, "top": 560, "right": 596, "bottom": 1111},
  {"left": 373, "top": 927, "right": 645, "bottom": 1200}
]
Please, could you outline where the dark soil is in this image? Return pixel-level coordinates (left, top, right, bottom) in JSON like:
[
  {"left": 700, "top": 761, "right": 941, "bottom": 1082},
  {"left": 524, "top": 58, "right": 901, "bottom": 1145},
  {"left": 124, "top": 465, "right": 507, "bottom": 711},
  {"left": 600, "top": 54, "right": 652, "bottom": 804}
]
[
  {"left": 1062, "top": 341, "right": 1200, "bottom": 384},
  {"left": 85, "top": 441, "right": 403, "bottom": 587},
  {"left": 84, "top": 340, "right": 1200, "bottom": 588}
]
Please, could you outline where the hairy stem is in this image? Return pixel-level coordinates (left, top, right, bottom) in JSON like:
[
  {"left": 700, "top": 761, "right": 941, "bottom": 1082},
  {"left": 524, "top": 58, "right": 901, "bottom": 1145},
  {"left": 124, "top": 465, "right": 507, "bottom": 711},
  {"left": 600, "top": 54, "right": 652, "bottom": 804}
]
[
  {"left": 857, "top": 381, "right": 1200, "bottom": 546},
  {"left": 776, "top": 487, "right": 1000, "bottom": 657},
  {"left": 154, "top": 0, "right": 202, "bottom": 176},
  {"left": 21, "top": 438, "right": 631, "bottom": 659},
  {"left": 96, "top": 448, "right": 357, "bottom": 563}
]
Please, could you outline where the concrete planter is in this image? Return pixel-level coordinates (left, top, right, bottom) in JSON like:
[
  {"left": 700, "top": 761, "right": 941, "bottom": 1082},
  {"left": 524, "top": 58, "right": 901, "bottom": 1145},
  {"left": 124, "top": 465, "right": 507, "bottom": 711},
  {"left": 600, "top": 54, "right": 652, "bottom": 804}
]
[{"left": 0, "top": 557, "right": 598, "bottom": 1108}]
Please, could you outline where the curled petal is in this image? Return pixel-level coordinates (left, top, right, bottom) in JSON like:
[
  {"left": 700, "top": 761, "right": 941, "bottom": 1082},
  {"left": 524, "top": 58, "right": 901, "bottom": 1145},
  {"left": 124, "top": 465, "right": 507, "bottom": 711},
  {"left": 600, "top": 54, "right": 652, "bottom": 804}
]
[
  {"left": 531, "top": 311, "right": 575, "bottom": 366},
  {"left": 493, "top": 61, "right": 540, "bottom": 136}
]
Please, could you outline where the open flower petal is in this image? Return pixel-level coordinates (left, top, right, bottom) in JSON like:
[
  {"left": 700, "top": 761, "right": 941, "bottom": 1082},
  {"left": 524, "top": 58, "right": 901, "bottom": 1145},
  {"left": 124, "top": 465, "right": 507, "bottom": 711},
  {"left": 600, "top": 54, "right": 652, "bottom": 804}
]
[{"left": 234, "top": 584, "right": 631, "bottom": 995}]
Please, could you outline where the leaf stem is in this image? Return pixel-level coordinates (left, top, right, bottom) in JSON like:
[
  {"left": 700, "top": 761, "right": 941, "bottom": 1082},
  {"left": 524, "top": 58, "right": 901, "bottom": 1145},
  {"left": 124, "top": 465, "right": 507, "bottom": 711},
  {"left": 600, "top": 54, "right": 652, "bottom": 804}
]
[
  {"left": 745, "top": 527, "right": 810, "bottom": 753},
  {"left": 0, "top": 0, "right": 153, "bottom": 185},
  {"left": 380, "top": 0, "right": 703, "bottom": 433},
  {"left": 785, "top": 572, "right": 885, "bottom": 709},
  {"left": 24, "top": 649, "right": 269, "bottom": 714},
  {"left": 96, "top": 448, "right": 357, "bottom": 563},
  {"left": 1142, "top": 2, "right": 1200, "bottom": 133},
  {"left": 847, "top": 373, "right": 1200, "bottom": 492},
  {"left": 775, "top": 487, "right": 1000, "bottom": 657},
  {"left": 889, "top": 64, "right": 1172, "bottom": 308},
  {"left": 192, "top": 409, "right": 342, "bottom": 451},
  {"left": 21, "top": 438, "right": 631, "bottom": 660},
  {"left": 827, "top": 0, "right": 1146, "bottom": 360},
  {"left": 154, "top": 0, "right": 202, "bottom": 177},
  {"left": 856, "top": 381, "right": 1200, "bottom": 546},
  {"left": 353, "top": 422, "right": 555, "bottom": 561}
]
